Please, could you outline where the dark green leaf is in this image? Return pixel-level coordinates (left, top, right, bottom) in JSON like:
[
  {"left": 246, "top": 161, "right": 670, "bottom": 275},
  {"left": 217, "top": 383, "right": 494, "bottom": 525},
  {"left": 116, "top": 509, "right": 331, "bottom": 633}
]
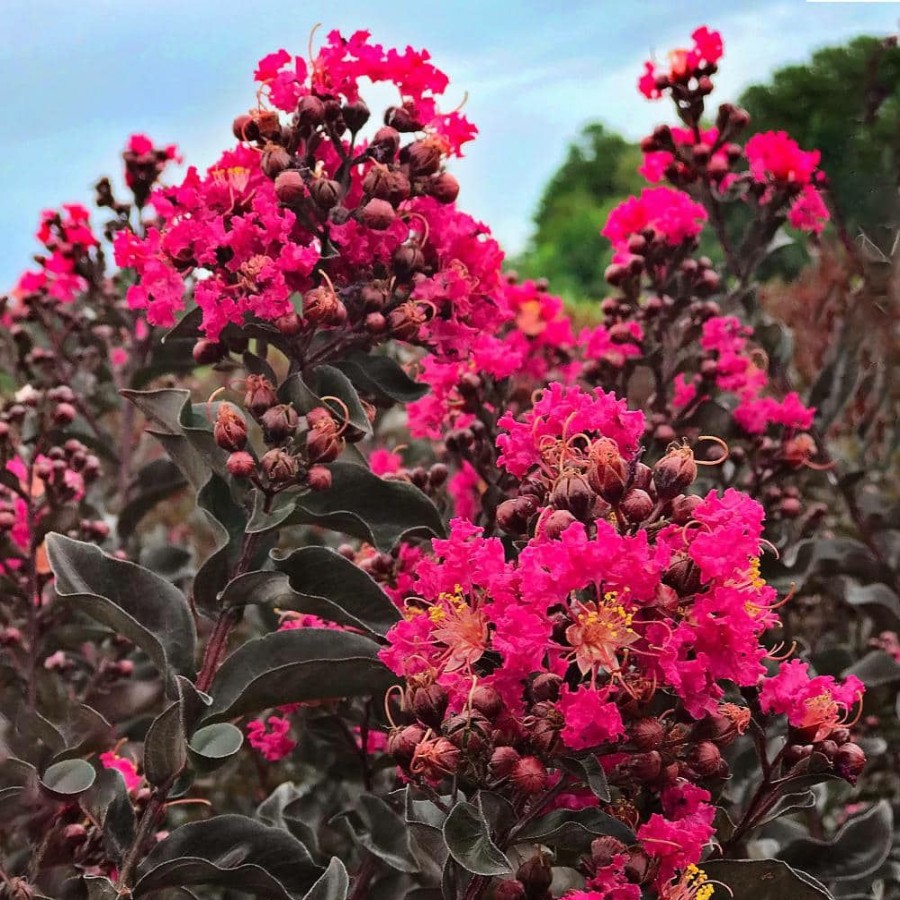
[
  {"left": 47, "top": 534, "right": 196, "bottom": 692},
  {"left": 442, "top": 801, "right": 512, "bottom": 877},
  {"left": 40, "top": 759, "right": 96, "bottom": 797},
  {"left": 334, "top": 352, "right": 429, "bottom": 404},
  {"left": 192, "top": 473, "right": 250, "bottom": 619},
  {"left": 302, "top": 859, "right": 349, "bottom": 900},
  {"left": 84, "top": 877, "right": 118, "bottom": 900},
  {"left": 331, "top": 794, "right": 417, "bottom": 873},
  {"left": 280, "top": 366, "right": 372, "bottom": 438},
  {"left": 81, "top": 767, "right": 136, "bottom": 863},
  {"left": 134, "top": 815, "right": 322, "bottom": 899},
  {"left": 753, "top": 791, "right": 817, "bottom": 829},
  {"left": 836, "top": 578, "right": 900, "bottom": 627},
  {"left": 703, "top": 860, "right": 833, "bottom": 899},
  {"left": 144, "top": 701, "right": 187, "bottom": 787},
  {"left": 511, "top": 807, "right": 635, "bottom": 848},
  {"left": 257, "top": 783, "right": 318, "bottom": 852},
  {"left": 118, "top": 459, "right": 188, "bottom": 540},
  {"left": 559, "top": 755, "right": 611, "bottom": 801},
  {"left": 269, "top": 546, "right": 401, "bottom": 636},
  {"left": 203, "top": 629, "right": 397, "bottom": 723},
  {"left": 121, "top": 389, "right": 209, "bottom": 489},
  {"left": 284, "top": 461, "right": 445, "bottom": 551},
  {"left": 778, "top": 800, "right": 893, "bottom": 883},
  {"left": 845, "top": 650, "right": 900, "bottom": 687},
  {"left": 188, "top": 723, "right": 244, "bottom": 772}
]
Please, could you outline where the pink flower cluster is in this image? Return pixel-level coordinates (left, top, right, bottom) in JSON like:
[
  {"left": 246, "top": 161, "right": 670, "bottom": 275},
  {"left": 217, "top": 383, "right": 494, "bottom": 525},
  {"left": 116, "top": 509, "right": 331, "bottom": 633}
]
[
  {"left": 674, "top": 316, "right": 815, "bottom": 434},
  {"left": 12, "top": 204, "right": 97, "bottom": 308},
  {"left": 638, "top": 27, "right": 724, "bottom": 100},
  {"left": 601, "top": 187, "right": 708, "bottom": 261},
  {"left": 382, "top": 384, "right": 863, "bottom": 896},
  {"left": 745, "top": 131, "right": 830, "bottom": 234},
  {"left": 255, "top": 31, "right": 476, "bottom": 156}
]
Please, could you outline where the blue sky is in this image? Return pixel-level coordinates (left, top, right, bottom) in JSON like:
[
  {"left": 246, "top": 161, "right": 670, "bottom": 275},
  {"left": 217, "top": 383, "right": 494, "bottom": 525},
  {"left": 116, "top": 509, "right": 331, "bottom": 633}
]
[{"left": 0, "top": 0, "right": 896, "bottom": 289}]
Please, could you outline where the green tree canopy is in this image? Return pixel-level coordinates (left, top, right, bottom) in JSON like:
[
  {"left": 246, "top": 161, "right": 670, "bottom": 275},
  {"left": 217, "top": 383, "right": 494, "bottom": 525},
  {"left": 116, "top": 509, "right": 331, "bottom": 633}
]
[{"left": 513, "top": 123, "right": 643, "bottom": 301}]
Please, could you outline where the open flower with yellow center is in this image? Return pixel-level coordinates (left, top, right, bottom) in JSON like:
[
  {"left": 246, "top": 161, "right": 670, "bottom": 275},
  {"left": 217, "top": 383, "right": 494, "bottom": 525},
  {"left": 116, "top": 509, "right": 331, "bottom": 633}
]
[
  {"left": 566, "top": 591, "right": 638, "bottom": 678},
  {"left": 661, "top": 865, "right": 719, "bottom": 900},
  {"left": 797, "top": 692, "right": 842, "bottom": 743},
  {"left": 427, "top": 584, "right": 489, "bottom": 673}
]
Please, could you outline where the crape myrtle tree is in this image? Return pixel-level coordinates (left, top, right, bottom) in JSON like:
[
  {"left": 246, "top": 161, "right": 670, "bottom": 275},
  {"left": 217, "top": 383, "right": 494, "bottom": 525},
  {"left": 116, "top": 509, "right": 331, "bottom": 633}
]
[{"left": 0, "top": 24, "right": 897, "bottom": 900}]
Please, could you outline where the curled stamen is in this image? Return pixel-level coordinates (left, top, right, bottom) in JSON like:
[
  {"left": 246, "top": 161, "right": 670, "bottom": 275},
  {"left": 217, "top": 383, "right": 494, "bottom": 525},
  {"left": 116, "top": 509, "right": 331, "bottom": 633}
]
[
  {"left": 415, "top": 298, "right": 439, "bottom": 320},
  {"left": 843, "top": 691, "right": 865, "bottom": 728},
  {"left": 803, "top": 456, "right": 836, "bottom": 471},
  {"left": 679, "top": 519, "right": 711, "bottom": 546},
  {"left": 766, "top": 640, "right": 797, "bottom": 661},
  {"left": 319, "top": 395, "right": 352, "bottom": 435},
  {"left": 384, "top": 683, "right": 404, "bottom": 729},
  {"left": 205, "top": 385, "right": 229, "bottom": 426},
  {"left": 694, "top": 434, "right": 729, "bottom": 466},
  {"left": 759, "top": 538, "right": 780, "bottom": 559},
  {"left": 449, "top": 91, "right": 469, "bottom": 115},
  {"left": 308, "top": 22, "right": 322, "bottom": 69},
  {"left": 401, "top": 211, "right": 431, "bottom": 247},
  {"left": 318, "top": 268, "right": 337, "bottom": 296}
]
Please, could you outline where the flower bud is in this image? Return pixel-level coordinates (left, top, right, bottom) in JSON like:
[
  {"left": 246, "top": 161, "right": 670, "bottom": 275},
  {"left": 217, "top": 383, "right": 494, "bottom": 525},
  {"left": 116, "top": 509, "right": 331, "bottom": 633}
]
[
  {"left": 244, "top": 375, "right": 278, "bottom": 417},
  {"left": 620, "top": 488, "right": 653, "bottom": 523},
  {"left": 343, "top": 99, "right": 370, "bottom": 132},
  {"left": 489, "top": 746, "right": 520, "bottom": 779},
  {"left": 587, "top": 437, "right": 628, "bottom": 504},
  {"left": 510, "top": 756, "right": 547, "bottom": 794},
  {"left": 652, "top": 443, "right": 697, "bottom": 499},
  {"left": 393, "top": 242, "right": 426, "bottom": 277},
  {"left": 689, "top": 741, "right": 721, "bottom": 776},
  {"left": 591, "top": 836, "right": 627, "bottom": 869},
  {"left": 550, "top": 472, "right": 596, "bottom": 521},
  {"left": 260, "top": 448, "right": 299, "bottom": 485},
  {"left": 516, "top": 853, "right": 552, "bottom": 894},
  {"left": 427, "top": 172, "right": 460, "bottom": 204},
  {"left": 662, "top": 553, "right": 702, "bottom": 596},
  {"left": 360, "top": 198, "right": 396, "bottom": 230},
  {"left": 629, "top": 750, "right": 662, "bottom": 783},
  {"left": 387, "top": 301, "right": 427, "bottom": 342},
  {"left": 371, "top": 126, "right": 401, "bottom": 161},
  {"left": 53, "top": 403, "right": 77, "bottom": 425},
  {"left": 296, "top": 95, "right": 326, "bottom": 128},
  {"left": 303, "top": 285, "right": 346, "bottom": 326},
  {"left": 470, "top": 684, "right": 503, "bottom": 720},
  {"left": 496, "top": 495, "right": 538, "bottom": 535},
  {"left": 835, "top": 743, "right": 865, "bottom": 784},
  {"left": 631, "top": 717, "right": 664, "bottom": 751},
  {"left": 531, "top": 673, "right": 562, "bottom": 703},
  {"left": 233, "top": 114, "right": 254, "bottom": 141},
  {"left": 307, "top": 465, "right": 332, "bottom": 492},
  {"left": 384, "top": 103, "right": 422, "bottom": 132},
  {"left": 444, "top": 712, "right": 490, "bottom": 755},
  {"left": 388, "top": 723, "right": 426, "bottom": 768},
  {"left": 260, "top": 404, "right": 299, "bottom": 443},
  {"left": 671, "top": 493, "right": 702, "bottom": 525},
  {"left": 310, "top": 177, "right": 341, "bottom": 210},
  {"left": 412, "top": 736, "right": 460, "bottom": 780},
  {"left": 492, "top": 880, "right": 526, "bottom": 900},
  {"left": 214, "top": 405, "right": 248, "bottom": 452},
  {"left": 410, "top": 682, "right": 449, "bottom": 729},
  {"left": 193, "top": 339, "right": 225, "bottom": 365},
  {"left": 543, "top": 509, "right": 576, "bottom": 541},
  {"left": 261, "top": 144, "right": 292, "bottom": 179},
  {"left": 274, "top": 170, "right": 306, "bottom": 206},
  {"left": 227, "top": 451, "right": 255, "bottom": 479},
  {"left": 406, "top": 139, "right": 442, "bottom": 176}
]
